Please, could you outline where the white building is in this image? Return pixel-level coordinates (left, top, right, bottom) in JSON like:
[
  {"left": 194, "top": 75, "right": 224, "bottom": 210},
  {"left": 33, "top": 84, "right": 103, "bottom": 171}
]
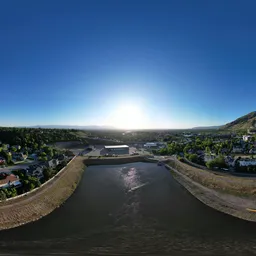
[
  {"left": 239, "top": 159, "right": 256, "bottom": 166},
  {"left": 243, "top": 135, "right": 252, "bottom": 142},
  {"left": 144, "top": 142, "right": 158, "bottom": 148},
  {"left": 104, "top": 145, "right": 129, "bottom": 155}
]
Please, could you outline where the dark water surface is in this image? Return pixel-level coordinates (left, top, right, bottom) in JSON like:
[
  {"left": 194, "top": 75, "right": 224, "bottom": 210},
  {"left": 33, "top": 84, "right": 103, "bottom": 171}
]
[{"left": 0, "top": 162, "right": 256, "bottom": 255}]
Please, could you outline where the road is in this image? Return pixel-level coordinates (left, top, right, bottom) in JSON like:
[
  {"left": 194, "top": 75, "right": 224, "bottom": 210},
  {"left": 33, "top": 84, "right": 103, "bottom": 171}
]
[{"left": 0, "top": 160, "right": 38, "bottom": 173}]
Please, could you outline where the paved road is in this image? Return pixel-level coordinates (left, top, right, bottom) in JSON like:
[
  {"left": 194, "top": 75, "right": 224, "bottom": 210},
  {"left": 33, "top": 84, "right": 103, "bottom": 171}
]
[{"left": 0, "top": 161, "right": 38, "bottom": 173}]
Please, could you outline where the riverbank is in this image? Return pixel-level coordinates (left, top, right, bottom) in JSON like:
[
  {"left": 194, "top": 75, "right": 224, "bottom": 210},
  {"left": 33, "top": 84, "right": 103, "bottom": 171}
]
[
  {"left": 0, "top": 156, "right": 86, "bottom": 230},
  {"left": 83, "top": 155, "right": 147, "bottom": 165},
  {"left": 167, "top": 158, "right": 256, "bottom": 222}
]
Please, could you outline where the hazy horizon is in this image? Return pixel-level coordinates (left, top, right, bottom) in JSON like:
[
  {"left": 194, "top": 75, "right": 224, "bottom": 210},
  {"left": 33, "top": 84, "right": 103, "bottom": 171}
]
[{"left": 1, "top": 1, "right": 256, "bottom": 129}]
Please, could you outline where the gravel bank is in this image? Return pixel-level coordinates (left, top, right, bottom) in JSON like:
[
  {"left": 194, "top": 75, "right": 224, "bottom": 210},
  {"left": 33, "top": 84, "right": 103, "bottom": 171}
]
[
  {"left": 0, "top": 156, "right": 85, "bottom": 230},
  {"left": 166, "top": 159, "right": 256, "bottom": 222}
]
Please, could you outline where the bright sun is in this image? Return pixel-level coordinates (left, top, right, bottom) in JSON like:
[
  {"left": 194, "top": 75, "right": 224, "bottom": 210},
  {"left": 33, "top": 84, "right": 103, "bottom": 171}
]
[{"left": 109, "top": 104, "right": 145, "bottom": 129}]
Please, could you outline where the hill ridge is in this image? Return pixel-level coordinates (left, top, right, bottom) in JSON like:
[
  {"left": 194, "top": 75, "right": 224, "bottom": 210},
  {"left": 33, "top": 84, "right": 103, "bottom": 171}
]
[{"left": 221, "top": 111, "right": 256, "bottom": 130}]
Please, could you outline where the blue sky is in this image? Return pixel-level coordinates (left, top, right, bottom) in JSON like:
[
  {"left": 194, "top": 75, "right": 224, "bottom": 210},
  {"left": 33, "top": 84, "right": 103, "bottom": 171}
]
[{"left": 1, "top": 0, "right": 256, "bottom": 129}]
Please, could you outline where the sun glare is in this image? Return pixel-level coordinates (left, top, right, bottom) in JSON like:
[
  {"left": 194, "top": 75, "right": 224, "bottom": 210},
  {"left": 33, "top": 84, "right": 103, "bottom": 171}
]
[{"left": 109, "top": 104, "right": 145, "bottom": 129}]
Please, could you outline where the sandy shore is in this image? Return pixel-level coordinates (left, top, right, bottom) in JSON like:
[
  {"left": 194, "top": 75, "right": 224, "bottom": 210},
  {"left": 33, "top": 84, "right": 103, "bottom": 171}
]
[
  {"left": 166, "top": 158, "right": 256, "bottom": 222},
  {"left": 0, "top": 156, "right": 86, "bottom": 230}
]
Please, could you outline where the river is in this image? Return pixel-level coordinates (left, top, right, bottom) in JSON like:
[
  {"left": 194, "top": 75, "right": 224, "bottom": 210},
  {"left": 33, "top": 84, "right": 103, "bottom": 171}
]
[{"left": 0, "top": 162, "right": 256, "bottom": 255}]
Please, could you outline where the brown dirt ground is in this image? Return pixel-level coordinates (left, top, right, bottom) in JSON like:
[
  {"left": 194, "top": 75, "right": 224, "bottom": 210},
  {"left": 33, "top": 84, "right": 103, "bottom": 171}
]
[{"left": 167, "top": 158, "right": 256, "bottom": 222}]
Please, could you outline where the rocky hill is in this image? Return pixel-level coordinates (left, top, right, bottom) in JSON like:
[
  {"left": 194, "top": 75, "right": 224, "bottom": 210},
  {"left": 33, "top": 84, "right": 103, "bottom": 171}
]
[{"left": 221, "top": 111, "right": 256, "bottom": 131}]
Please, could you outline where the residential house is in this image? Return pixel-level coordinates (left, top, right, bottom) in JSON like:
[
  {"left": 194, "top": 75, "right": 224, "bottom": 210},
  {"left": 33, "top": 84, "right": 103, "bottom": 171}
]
[
  {"left": 225, "top": 156, "right": 235, "bottom": 167},
  {"left": 144, "top": 142, "right": 158, "bottom": 149},
  {"left": 232, "top": 147, "right": 244, "bottom": 154},
  {"left": 28, "top": 153, "right": 37, "bottom": 160},
  {"left": 220, "top": 148, "right": 229, "bottom": 154},
  {"left": 248, "top": 128, "right": 256, "bottom": 135},
  {"left": 249, "top": 148, "right": 256, "bottom": 154},
  {"left": 0, "top": 157, "right": 6, "bottom": 165},
  {"left": 0, "top": 174, "right": 21, "bottom": 189},
  {"left": 196, "top": 150, "right": 204, "bottom": 156},
  {"left": 238, "top": 159, "right": 256, "bottom": 167},
  {"left": 12, "top": 152, "right": 27, "bottom": 161},
  {"left": 204, "top": 154, "right": 216, "bottom": 162},
  {"left": 44, "top": 159, "right": 59, "bottom": 169},
  {"left": 57, "top": 154, "right": 68, "bottom": 163},
  {"left": 27, "top": 165, "right": 44, "bottom": 179},
  {"left": 243, "top": 135, "right": 252, "bottom": 142},
  {"left": 187, "top": 149, "right": 194, "bottom": 154}
]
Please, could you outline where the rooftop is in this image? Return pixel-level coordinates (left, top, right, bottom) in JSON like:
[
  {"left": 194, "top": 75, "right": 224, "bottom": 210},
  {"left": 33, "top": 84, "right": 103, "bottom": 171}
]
[
  {"left": 104, "top": 145, "right": 129, "bottom": 149},
  {"left": 0, "top": 174, "right": 19, "bottom": 187}
]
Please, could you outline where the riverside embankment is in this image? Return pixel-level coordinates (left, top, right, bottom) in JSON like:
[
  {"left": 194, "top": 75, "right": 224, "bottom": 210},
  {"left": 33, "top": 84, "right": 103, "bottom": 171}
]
[
  {"left": 1, "top": 161, "right": 256, "bottom": 255},
  {"left": 0, "top": 156, "right": 86, "bottom": 230},
  {"left": 83, "top": 155, "right": 148, "bottom": 166},
  {"left": 0, "top": 155, "right": 149, "bottom": 230},
  {"left": 166, "top": 158, "right": 256, "bottom": 222},
  {"left": 2, "top": 153, "right": 254, "bottom": 232}
]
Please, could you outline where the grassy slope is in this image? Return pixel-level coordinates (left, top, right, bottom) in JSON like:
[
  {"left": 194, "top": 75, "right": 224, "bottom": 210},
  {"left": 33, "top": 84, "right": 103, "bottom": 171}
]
[
  {"left": 221, "top": 111, "right": 256, "bottom": 131},
  {"left": 167, "top": 158, "right": 256, "bottom": 196}
]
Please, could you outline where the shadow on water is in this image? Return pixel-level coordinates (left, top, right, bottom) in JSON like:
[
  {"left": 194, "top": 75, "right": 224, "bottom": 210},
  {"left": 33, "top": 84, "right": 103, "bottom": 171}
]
[{"left": 0, "top": 162, "right": 256, "bottom": 255}]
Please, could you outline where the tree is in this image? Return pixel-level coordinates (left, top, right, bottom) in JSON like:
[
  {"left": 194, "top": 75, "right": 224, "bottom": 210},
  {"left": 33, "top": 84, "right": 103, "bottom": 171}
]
[
  {"left": 2, "top": 188, "right": 17, "bottom": 198},
  {"left": 195, "top": 138, "right": 201, "bottom": 146},
  {"left": 12, "top": 169, "right": 25, "bottom": 179},
  {"left": 43, "top": 146, "right": 53, "bottom": 158},
  {"left": 43, "top": 168, "right": 54, "bottom": 181},
  {"left": 0, "top": 190, "right": 7, "bottom": 200},
  {"left": 1, "top": 151, "right": 12, "bottom": 164},
  {"left": 33, "top": 143, "right": 39, "bottom": 150},
  {"left": 188, "top": 154, "right": 198, "bottom": 163},
  {"left": 40, "top": 152, "right": 47, "bottom": 157},
  {"left": 205, "top": 146, "right": 211, "bottom": 154},
  {"left": 11, "top": 146, "right": 17, "bottom": 152},
  {"left": 206, "top": 156, "right": 227, "bottom": 169},
  {"left": 38, "top": 155, "right": 47, "bottom": 161},
  {"left": 28, "top": 176, "right": 41, "bottom": 188}
]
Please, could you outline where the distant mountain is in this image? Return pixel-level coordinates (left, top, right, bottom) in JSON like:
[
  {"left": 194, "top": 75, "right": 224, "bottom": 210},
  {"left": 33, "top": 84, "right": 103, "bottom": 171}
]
[
  {"left": 23, "top": 125, "right": 117, "bottom": 130},
  {"left": 192, "top": 125, "right": 220, "bottom": 130},
  {"left": 221, "top": 111, "right": 256, "bottom": 131}
]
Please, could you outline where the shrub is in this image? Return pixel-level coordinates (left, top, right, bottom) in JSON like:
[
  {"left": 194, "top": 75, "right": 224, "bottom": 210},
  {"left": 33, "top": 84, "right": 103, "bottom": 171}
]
[
  {"left": 206, "top": 156, "right": 227, "bottom": 169},
  {"left": 0, "top": 190, "right": 7, "bottom": 200}
]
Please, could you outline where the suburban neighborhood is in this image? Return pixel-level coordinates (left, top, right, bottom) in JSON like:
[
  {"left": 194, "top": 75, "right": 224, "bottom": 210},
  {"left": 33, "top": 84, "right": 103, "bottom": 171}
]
[
  {"left": 0, "top": 117, "right": 256, "bottom": 201},
  {"left": 0, "top": 128, "right": 78, "bottom": 200}
]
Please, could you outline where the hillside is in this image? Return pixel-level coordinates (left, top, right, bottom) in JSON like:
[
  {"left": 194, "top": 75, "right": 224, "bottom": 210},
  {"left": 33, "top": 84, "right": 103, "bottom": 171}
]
[
  {"left": 221, "top": 111, "right": 256, "bottom": 131},
  {"left": 192, "top": 125, "right": 220, "bottom": 130}
]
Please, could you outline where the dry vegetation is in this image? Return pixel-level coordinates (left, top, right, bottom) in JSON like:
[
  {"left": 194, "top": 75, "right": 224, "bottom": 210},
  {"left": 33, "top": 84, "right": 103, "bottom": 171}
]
[
  {"left": 0, "top": 156, "right": 85, "bottom": 230},
  {"left": 167, "top": 158, "right": 256, "bottom": 221},
  {"left": 168, "top": 158, "right": 256, "bottom": 197}
]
